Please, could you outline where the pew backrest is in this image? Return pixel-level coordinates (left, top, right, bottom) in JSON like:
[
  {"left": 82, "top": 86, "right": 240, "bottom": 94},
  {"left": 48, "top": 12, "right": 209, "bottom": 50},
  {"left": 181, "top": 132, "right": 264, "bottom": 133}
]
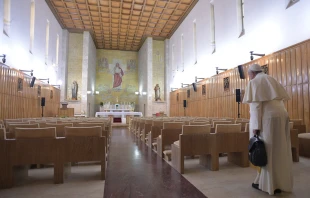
[
  {"left": 15, "top": 127, "right": 57, "bottom": 139},
  {"left": 65, "top": 126, "right": 102, "bottom": 137},
  {"left": 182, "top": 125, "right": 211, "bottom": 135},
  {"left": 45, "top": 123, "right": 74, "bottom": 137},
  {"left": 215, "top": 124, "right": 242, "bottom": 133},
  {"left": 163, "top": 122, "right": 183, "bottom": 129}
]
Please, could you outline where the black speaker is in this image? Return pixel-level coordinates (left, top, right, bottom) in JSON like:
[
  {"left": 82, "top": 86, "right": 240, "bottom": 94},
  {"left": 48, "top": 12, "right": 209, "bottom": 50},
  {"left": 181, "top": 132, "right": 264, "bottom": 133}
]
[
  {"left": 183, "top": 100, "right": 187, "bottom": 108},
  {"left": 30, "top": 77, "right": 36, "bottom": 87},
  {"left": 192, "top": 83, "right": 197, "bottom": 92},
  {"left": 238, "top": 65, "right": 245, "bottom": 79},
  {"left": 41, "top": 97, "right": 46, "bottom": 107},
  {"left": 236, "top": 89, "right": 241, "bottom": 102}
]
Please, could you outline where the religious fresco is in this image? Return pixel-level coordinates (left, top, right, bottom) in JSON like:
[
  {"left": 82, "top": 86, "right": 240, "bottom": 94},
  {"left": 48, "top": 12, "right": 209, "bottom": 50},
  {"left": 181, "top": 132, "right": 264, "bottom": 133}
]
[{"left": 96, "top": 49, "right": 139, "bottom": 105}]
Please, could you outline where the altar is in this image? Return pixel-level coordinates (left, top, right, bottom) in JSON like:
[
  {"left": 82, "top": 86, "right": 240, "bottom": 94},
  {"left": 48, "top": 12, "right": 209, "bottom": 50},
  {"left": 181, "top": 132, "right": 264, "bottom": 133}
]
[{"left": 95, "top": 111, "right": 143, "bottom": 124}]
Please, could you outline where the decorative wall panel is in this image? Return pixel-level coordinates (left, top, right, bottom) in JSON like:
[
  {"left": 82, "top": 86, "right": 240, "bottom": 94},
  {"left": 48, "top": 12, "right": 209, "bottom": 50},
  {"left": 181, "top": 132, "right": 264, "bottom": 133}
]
[
  {"left": 170, "top": 39, "right": 310, "bottom": 132},
  {"left": 0, "top": 64, "right": 60, "bottom": 119}
]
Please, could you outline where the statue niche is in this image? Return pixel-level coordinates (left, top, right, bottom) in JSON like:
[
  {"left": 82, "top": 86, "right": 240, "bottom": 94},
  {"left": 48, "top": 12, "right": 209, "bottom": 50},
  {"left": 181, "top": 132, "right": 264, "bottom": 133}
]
[
  {"left": 154, "top": 84, "right": 161, "bottom": 101},
  {"left": 71, "top": 81, "right": 78, "bottom": 100}
]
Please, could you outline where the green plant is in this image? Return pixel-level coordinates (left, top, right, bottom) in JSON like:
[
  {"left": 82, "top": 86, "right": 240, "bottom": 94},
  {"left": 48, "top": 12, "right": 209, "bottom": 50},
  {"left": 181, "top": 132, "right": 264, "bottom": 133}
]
[{"left": 100, "top": 102, "right": 103, "bottom": 106}]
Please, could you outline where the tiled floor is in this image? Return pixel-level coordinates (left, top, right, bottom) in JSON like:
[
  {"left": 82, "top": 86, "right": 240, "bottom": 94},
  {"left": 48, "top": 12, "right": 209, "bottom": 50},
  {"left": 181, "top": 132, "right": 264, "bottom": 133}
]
[
  {"left": 166, "top": 154, "right": 310, "bottom": 198},
  {"left": 0, "top": 165, "right": 105, "bottom": 198},
  {"left": 1, "top": 127, "right": 310, "bottom": 198}
]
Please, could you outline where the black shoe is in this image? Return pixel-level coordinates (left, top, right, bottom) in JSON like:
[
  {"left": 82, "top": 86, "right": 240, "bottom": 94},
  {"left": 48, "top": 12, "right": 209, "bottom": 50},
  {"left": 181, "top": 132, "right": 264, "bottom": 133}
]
[
  {"left": 252, "top": 183, "right": 260, "bottom": 190},
  {"left": 274, "top": 189, "right": 282, "bottom": 194}
]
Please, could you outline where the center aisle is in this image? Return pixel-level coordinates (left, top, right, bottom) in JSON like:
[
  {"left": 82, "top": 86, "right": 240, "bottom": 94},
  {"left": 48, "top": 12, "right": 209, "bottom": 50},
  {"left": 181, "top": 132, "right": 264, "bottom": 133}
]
[{"left": 104, "top": 127, "right": 207, "bottom": 198}]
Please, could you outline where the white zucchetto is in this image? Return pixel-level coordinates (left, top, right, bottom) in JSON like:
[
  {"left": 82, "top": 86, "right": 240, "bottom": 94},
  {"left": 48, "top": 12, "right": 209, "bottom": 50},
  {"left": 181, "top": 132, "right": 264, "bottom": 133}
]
[{"left": 248, "top": 64, "right": 263, "bottom": 72}]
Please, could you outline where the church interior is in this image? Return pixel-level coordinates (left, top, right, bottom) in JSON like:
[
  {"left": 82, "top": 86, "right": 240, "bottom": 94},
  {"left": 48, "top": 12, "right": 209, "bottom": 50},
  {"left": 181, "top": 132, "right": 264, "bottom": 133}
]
[{"left": 1, "top": 0, "right": 310, "bottom": 197}]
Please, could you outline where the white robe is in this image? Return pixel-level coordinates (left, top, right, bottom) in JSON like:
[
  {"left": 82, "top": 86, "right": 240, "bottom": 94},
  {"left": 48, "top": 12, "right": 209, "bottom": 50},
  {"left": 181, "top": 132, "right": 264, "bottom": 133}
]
[{"left": 243, "top": 73, "right": 293, "bottom": 195}]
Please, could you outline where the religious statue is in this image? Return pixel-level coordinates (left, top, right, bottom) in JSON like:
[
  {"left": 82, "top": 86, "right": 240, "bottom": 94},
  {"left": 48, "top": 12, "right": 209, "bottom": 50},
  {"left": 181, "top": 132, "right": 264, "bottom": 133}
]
[
  {"left": 71, "top": 81, "right": 78, "bottom": 100},
  {"left": 113, "top": 63, "right": 124, "bottom": 89},
  {"left": 154, "top": 84, "right": 161, "bottom": 101}
]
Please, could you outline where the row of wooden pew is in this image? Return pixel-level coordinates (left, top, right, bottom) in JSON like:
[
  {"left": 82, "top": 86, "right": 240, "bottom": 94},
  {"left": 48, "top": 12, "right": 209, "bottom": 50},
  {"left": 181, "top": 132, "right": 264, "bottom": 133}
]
[
  {"left": 129, "top": 117, "right": 307, "bottom": 174},
  {"left": 0, "top": 117, "right": 111, "bottom": 189}
]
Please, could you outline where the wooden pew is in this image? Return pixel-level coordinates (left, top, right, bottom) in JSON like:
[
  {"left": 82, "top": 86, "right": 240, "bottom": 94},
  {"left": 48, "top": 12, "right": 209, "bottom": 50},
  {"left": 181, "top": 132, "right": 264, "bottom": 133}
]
[
  {"left": 171, "top": 125, "right": 212, "bottom": 171},
  {"left": 7, "top": 123, "right": 39, "bottom": 139},
  {"left": 0, "top": 128, "right": 64, "bottom": 189},
  {"left": 41, "top": 123, "right": 73, "bottom": 137},
  {"left": 147, "top": 121, "right": 164, "bottom": 149},
  {"left": 141, "top": 120, "right": 152, "bottom": 142},
  {"left": 210, "top": 124, "right": 249, "bottom": 171},
  {"left": 64, "top": 126, "right": 106, "bottom": 180},
  {"left": 157, "top": 122, "right": 183, "bottom": 158},
  {"left": 77, "top": 123, "right": 108, "bottom": 152}
]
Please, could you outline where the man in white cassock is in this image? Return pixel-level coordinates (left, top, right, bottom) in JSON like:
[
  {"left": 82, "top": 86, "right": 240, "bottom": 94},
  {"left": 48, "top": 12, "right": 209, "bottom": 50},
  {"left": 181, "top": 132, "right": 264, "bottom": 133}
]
[{"left": 243, "top": 64, "right": 293, "bottom": 195}]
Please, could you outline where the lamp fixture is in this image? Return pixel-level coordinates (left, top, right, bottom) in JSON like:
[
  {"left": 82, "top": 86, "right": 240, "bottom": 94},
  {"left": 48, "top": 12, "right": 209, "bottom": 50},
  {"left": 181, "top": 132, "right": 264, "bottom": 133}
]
[
  {"left": 195, "top": 76, "right": 205, "bottom": 83},
  {"left": 38, "top": 78, "right": 49, "bottom": 84},
  {"left": 216, "top": 67, "right": 227, "bottom": 75},
  {"left": 171, "top": 88, "right": 178, "bottom": 91},
  {"left": 142, "top": 92, "right": 147, "bottom": 95},
  {"left": 19, "top": 69, "right": 33, "bottom": 76},
  {"left": 0, "top": 54, "right": 6, "bottom": 63},
  {"left": 181, "top": 83, "right": 190, "bottom": 88},
  {"left": 250, "top": 51, "right": 265, "bottom": 61},
  {"left": 87, "top": 91, "right": 92, "bottom": 94},
  {"left": 51, "top": 85, "right": 60, "bottom": 89},
  {"left": 135, "top": 91, "right": 140, "bottom": 95}
]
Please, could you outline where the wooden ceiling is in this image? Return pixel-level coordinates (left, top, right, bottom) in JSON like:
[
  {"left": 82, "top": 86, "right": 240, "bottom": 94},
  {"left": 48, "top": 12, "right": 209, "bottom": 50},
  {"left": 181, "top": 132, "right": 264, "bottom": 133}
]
[{"left": 47, "top": 0, "right": 198, "bottom": 51}]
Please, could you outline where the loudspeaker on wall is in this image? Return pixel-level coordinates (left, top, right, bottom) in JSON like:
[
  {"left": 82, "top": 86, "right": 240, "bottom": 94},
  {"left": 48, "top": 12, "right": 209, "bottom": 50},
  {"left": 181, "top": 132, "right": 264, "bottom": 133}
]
[
  {"left": 238, "top": 65, "right": 245, "bottom": 79},
  {"left": 41, "top": 97, "right": 46, "bottom": 107},
  {"left": 236, "top": 89, "right": 241, "bottom": 102}
]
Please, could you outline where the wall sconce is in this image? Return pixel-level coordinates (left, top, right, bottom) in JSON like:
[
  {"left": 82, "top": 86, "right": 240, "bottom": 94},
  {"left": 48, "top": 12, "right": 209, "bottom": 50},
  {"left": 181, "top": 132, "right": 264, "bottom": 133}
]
[
  {"left": 181, "top": 83, "right": 190, "bottom": 88},
  {"left": 0, "top": 54, "right": 6, "bottom": 63},
  {"left": 135, "top": 92, "right": 140, "bottom": 95},
  {"left": 195, "top": 76, "right": 205, "bottom": 83},
  {"left": 216, "top": 67, "right": 227, "bottom": 75},
  {"left": 19, "top": 69, "right": 34, "bottom": 76},
  {"left": 171, "top": 88, "right": 178, "bottom": 91},
  {"left": 87, "top": 91, "right": 99, "bottom": 95},
  {"left": 38, "top": 78, "right": 49, "bottom": 84},
  {"left": 142, "top": 92, "right": 147, "bottom": 95},
  {"left": 51, "top": 85, "right": 60, "bottom": 89},
  {"left": 250, "top": 51, "right": 265, "bottom": 60}
]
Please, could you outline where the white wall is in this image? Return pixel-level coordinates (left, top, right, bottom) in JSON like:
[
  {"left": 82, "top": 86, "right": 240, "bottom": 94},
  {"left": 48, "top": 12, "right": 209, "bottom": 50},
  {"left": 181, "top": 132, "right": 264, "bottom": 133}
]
[
  {"left": 0, "top": 0, "right": 64, "bottom": 85},
  {"left": 169, "top": 0, "right": 310, "bottom": 88},
  {"left": 138, "top": 37, "right": 153, "bottom": 117}
]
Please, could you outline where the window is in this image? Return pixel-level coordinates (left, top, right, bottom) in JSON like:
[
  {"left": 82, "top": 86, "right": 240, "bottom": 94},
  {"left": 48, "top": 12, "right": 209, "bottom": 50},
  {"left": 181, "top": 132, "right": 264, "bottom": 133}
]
[
  {"left": 286, "top": 0, "right": 300, "bottom": 9},
  {"left": 210, "top": 1, "right": 216, "bottom": 54},
  {"left": 193, "top": 20, "right": 197, "bottom": 64},
  {"left": 45, "top": 20, "right": 50, "bottom": 64},
  {"left": 29, "top": 0, "right": 35, "bottom": 53},
  {"left": 172, "top": 44, "right": 176, "bottom": 73},
  {"left": 55, "top": 34, "right": 59, "bottom": 66},
  {"left": 181, "top": 34, "right": 184, "bottom": 71},
  {"left": 237, "top": 0, "right": 245, "bottom": 37},
  {"left": 3, "top": 0, "right": 11, "bottom": 36}
]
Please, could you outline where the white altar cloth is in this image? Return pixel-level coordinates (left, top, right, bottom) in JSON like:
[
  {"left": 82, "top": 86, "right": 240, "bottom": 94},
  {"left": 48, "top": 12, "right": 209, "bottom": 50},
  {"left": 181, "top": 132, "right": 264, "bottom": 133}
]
[{"left": 95, "top": 112, "right": 143, "bottom": 118}]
